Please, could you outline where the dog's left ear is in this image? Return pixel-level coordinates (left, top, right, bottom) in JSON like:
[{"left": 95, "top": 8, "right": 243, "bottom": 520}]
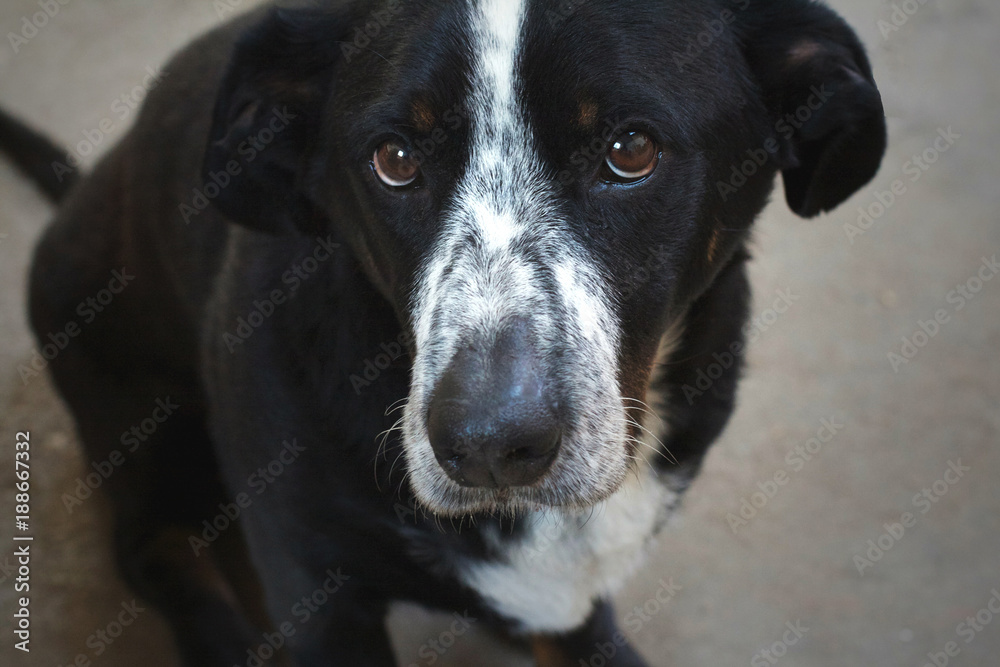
[
  {"left": 203, "top": 8, "right": 349, "bottom": 234},
  {"left": 738, "top": 0, "right": 888, "bottom": 218}
]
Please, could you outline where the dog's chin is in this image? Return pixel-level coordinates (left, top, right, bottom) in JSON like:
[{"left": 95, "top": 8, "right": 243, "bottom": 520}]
[{"left": 406, "top": 450, "right": 634, "bottom": 518}]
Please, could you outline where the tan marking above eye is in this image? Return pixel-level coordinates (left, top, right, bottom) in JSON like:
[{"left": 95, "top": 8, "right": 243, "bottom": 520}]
[
  {"left": 412, "top": 99, "right": 437, "bottom": 134},
  {"left": 373, "top": 141, "right": 420, "bottom": 187},
  {"left": 605, "top": 131, "right": 660, "bottom": 181},
  {"left": 577, "top": 101, "right": 598, "bottom": 130}
]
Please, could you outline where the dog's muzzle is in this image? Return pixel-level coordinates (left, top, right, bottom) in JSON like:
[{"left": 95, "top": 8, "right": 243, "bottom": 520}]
[{"left": 426, "top": 318, "right": 562, "bottom": 489}]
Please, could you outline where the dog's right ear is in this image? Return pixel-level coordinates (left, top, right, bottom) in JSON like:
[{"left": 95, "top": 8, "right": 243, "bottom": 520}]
[{"left": 203, "top": 7, "right": 350, "bottom": 234}]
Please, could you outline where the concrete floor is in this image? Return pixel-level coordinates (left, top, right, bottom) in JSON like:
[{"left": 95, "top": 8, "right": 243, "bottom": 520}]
[{"left": 1, "top": 0, "right": 998, "bottom": 665}]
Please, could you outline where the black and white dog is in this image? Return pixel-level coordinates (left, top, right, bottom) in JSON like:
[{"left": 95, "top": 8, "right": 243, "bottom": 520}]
[{"left": 1, "top": 0, "right": 885, "bottom": 664}]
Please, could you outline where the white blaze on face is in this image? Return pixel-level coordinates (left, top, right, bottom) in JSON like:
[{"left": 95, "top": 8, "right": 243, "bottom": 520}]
[{"left": 401, "top": 0, "right": 629, "bottom": 515}]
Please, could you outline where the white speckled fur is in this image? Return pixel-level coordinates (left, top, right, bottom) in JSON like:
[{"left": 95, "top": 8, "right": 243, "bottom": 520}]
[{"left": 401, "top": 0, "right": 628, "bottom": 516}]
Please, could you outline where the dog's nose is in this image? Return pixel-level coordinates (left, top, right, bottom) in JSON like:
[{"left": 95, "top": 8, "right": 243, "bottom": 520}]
[{"left": 427, "top": 321, "right": 561, "bottom": 489}]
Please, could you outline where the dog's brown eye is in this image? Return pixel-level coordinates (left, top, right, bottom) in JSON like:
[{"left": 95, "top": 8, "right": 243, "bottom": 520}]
[
  {"left": 373, "top": 141, "right": 420, "bottom": 187},
  {"left": 604, "top": 131, "right": 659, "bottom": 182}
]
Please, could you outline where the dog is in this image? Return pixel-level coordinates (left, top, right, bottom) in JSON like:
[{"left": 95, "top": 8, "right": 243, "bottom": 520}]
[{"left": 0, "top": 0, "right": 886, "bottom": 664}]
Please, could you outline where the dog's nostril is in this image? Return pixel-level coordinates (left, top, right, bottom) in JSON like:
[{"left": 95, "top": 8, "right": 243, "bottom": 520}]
[
  {"left": 504, "top": 434, "right": 559, "bottom": 464},
  {"left": 506, "top": 446, "right": 533, "bottom": 462},
  {"left": 427, "top": 397, "right": 563, "bottom": 488}
]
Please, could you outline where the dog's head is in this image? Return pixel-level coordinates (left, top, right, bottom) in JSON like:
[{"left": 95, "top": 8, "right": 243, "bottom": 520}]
[{"left": 205, "top": 0, "right": 886, "bottom": 515}]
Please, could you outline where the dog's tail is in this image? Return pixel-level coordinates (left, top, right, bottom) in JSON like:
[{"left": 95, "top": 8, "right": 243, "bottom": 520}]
[{"left": 0, "top": 107, "right": 78, "bottom": 203}]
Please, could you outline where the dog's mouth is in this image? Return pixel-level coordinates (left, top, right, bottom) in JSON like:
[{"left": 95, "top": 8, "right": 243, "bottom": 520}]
[{"left": 402, "top": 432, "right": 635, "bottom": 517}]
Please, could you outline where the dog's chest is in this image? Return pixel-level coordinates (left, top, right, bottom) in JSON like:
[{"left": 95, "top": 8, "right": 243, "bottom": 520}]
[{"left": 454, "top": 468, "right": 680, "bottom": 633}]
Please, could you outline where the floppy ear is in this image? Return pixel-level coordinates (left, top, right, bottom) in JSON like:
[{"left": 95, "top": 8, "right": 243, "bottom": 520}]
[
  {"left": 203, "top": 8, "right": 348, "bottom": 234},
  {"left": 738, "top": 0, "right": 888, "bottom": 218}
]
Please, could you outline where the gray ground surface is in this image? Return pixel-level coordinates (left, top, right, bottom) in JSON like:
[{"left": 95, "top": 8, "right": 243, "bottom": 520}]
[{"left": 0, "top": 1, "right": 997, "bottom": 665}]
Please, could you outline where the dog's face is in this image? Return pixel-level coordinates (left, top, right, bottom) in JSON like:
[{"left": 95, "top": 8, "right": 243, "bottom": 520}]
[{"left": 206, "top": 0, "right": 885, "bottom": 515}]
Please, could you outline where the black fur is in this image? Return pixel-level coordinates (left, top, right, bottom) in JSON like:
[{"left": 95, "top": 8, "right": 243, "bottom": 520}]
[
  {"left": 1, "top": 1, "right": 885, "bottom": 664},
  {"left": 0, "top": 108, "right": 79, "bottom": 201}
]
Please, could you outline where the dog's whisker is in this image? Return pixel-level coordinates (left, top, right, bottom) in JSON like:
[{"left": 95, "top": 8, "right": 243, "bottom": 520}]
[
  {"left": 619, "top": 416, "right": 678, "bottom": 466},
  {"left": 385, "top": 444, "right": 408, "bottom": 482},
  {"left": 624, "top": 417, "right": 680, "bottom": 465},
  {"left": 375, "top": 447, "right": 399, "bottom": 493},
  {"left": 623, "top": 440, "right": 657, "bottom": 473},
  {"left": 622, "top": 396, "right": 660, "bottom": 414},
  {"left": 384, "top": 397, "right": 409, "bottom": 416},
  {"left": 373, "top": 417, "right": 407, "bottom": 490},
  {"left": 622, "top": 400, "right": 666, "bottom": 429}
]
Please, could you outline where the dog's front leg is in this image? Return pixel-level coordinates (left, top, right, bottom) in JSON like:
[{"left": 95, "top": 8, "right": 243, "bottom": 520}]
[
  {"left": 284, "top": 603, "right": 398, "bottom": 667},
  {"left": 531, "top": 601, "right": 650, "bottom": 667},
  {"left": 231, "top": 514, "right": 398, "bottom": 667}
]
